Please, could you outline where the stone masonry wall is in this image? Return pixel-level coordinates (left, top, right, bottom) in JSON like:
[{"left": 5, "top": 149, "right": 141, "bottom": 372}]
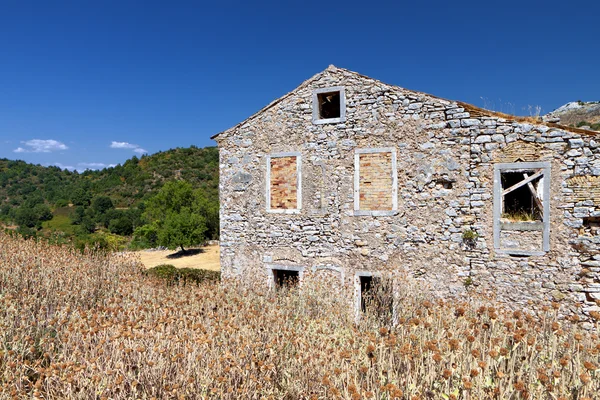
[{"left": 215, "top": 66, "right": 600, "bottom": 327}]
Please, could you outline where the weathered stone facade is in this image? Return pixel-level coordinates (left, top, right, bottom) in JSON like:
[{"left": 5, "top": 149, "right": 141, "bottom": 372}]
[{"left": 213, "top": 65, "right": 600, "bottom": 326}]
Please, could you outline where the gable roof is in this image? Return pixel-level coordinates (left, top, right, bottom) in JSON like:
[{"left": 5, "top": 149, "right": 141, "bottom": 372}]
[{"left": 211, "top": 65, "right": 598, "bottom": 140}]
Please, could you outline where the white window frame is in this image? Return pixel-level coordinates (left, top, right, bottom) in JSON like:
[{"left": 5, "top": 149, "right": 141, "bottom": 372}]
[
  {"left": 266, "top": 152, "right": 302, "bottom": 214},
  {"left": 493, "top": 161, "right": 551, "bottom": 256},
  {"left": 312, "top": 86, "right": 346, "bottom": 124},
  {"left": 265, "top": 264, "right": 305, "bottom": 289},
  {"left": 354, "top": 148, "right": 398, "bottom": 216}
]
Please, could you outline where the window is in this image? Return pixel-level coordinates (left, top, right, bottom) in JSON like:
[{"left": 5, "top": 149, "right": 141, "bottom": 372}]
[
  {"left": 312, "top": 86, "right": 346, "bottom": 124},
  {"left": 273, "top": 269, "right": 299, "bottom": 288},
  {"left": 493, "top": 162, "right": 551, "bottom": 256},
  {"left": 354, "top": 148, "right": 398, "bottom": 216},
  {"left": 266, "top": 265, "right": 303, "bottom": 289},
  {"left": 266, "top": 152, "right": 302, "bottom": 213}
]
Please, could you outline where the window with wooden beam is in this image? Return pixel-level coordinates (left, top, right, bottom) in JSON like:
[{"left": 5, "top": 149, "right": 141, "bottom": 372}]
[{"left": 493, "top": 162, "right": 551, "bottom": 256}]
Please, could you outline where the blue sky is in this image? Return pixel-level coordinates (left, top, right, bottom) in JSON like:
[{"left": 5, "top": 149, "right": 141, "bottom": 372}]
[{"left": 1, "top": 0, "right": 598, "bottom": 171}]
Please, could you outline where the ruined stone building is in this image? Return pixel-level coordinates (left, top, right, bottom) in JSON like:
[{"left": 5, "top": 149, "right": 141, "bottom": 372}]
[{"left": 212, "top": 65, "right": 600, "bottom": 322}]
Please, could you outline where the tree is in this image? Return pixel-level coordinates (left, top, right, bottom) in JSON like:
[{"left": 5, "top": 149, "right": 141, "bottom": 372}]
[
  {"left": 141, "top": 181, "right": 208, "bottom": 251},
  {"left": 91, "top": 195, "right": 114, "bottom": 217},
  {"left": 71, "top": 188, "right": 92, "bottom": 206},
  {"left": 15, "top": 207, "right": 39, "bottom": 228},
  {"left": 156, "top": 208, "right": 206, "bottom": 252}
]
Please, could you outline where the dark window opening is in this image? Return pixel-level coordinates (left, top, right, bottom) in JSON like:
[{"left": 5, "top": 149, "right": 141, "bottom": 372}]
[
  {"left": 273, "top": 269, "right": 299, "bottom": 289},
  {"left": 583, "top": 217, "right": 600, "bottom": 228},
  {"left": 318, "top": 91, "right": 341, "bottom": 119},
  {"left": 501, "top": 172, "right": 542, "bottom": 221}
]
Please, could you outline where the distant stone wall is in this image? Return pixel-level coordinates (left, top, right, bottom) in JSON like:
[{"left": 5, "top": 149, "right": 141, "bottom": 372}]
[{"left": 216, "top": 66, "right": 600, "bottom": 327}]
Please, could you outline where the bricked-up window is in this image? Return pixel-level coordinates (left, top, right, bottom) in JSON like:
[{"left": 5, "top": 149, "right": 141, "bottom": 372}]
[
  {"left": 354, "top": 148, "right": 398, "bottom": 216},
  {"left": 266, "top": 152, "right": 302, "bottom": 213},
  {"left": 312, "top": 86, "right": 346, "bottom": 124},
  {"left": 493, "top": 162, "right": 551, "bottom": 256}
]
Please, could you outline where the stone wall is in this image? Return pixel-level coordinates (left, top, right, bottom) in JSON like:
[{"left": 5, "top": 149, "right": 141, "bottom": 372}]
[{"left": 215, "top": 65, "right": 600, "bottom": 327}]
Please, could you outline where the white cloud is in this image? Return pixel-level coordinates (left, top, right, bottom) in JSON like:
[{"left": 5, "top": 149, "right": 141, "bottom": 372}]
[
  {"left": 49, "top": 162, "right": 75, "bottom": 171},
  {"left": 14, "top": 139, "right": 68, "bottom": 153},
  {"left": 76, "top": 162, "right": 117, "bottom": 171},
  {"left": 110, "top": 141, "right": 138, "bottom": 149},
  {"left": 110, "top": 141, "right": 147, "bottom": 155}
]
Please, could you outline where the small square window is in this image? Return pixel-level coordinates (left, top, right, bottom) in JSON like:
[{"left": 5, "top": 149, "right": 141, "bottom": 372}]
[
  {"left": 273, "top": 269, "right": 299, "bottom": 289},
  {"left": 317, "top": 91, "right": 341, "bottom": 119},
  {"left": 267, "top": 265, "right": 304, "bottom": 290},
  {"left": 312, "top": 86, "right": 346, "bottom": 124}
]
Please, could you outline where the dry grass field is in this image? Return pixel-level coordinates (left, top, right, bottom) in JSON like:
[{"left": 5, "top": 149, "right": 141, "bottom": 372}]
[
  {"left": 135, "top": 244, "right": 220, "bottom": 271},
  {"left": 1, "top": 232, "right": 599, "bottom": 399}
]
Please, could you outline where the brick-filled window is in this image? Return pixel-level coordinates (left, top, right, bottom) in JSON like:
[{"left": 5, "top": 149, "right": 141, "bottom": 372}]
[
  {"left": 354, "top": 148, "right": 398, "bottom": 216},
  {"left": 266, "top": 152, "right": 302, "bottom": 213}
]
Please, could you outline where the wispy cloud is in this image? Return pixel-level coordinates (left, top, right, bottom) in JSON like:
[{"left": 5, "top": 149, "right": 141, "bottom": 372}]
[
  {"left": 14, "top": 139, "right": 68, "bottom": 153},
  {"left": 78, "top": 162, "right": 117, "bottom": 170},
  {"left": 110, "top": 141, "right": 139, "bottom": 149},
  {"left": 49, "top": 162, "right": 75, "bottom": 171},
  {"left": 110, "top": 141, "right": 147, "bottom": 155}
]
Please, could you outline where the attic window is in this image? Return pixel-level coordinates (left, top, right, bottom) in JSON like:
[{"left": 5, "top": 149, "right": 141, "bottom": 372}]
[
  {"left": 312, "top": 86, "right": 346, "bottom": 124},
  {"left": 318, "top": 91, "right": 340, "bottom": 119}
]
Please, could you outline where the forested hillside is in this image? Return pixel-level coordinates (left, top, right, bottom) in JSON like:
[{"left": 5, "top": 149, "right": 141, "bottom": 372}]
[{"left": 0, "top": 145, "right": 219, "bottom": 247}]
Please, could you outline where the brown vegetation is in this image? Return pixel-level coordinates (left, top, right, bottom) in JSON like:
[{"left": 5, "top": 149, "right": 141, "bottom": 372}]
[{"left": 1, "top": 233, "right": 599, "bottom": 399}]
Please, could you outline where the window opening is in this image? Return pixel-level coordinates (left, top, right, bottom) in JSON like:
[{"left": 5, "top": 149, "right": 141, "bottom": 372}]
[
  {"left": 501, "top": 171, "right": 543, "bottom": 221},
  {"left": 273, "top": 269, "right": 299, "bottom": 289},
  {"left": 493, "top": 162, "right": 551, "bottom": 255},
  {"left": 312, "top": 86, "right": 345, "bottom": 124},
  {"left": 317, "top": 91, "right": 341, "bottom": 119}
]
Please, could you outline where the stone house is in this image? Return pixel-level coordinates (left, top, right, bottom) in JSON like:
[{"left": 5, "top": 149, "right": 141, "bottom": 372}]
[{"left": 212, "top": 65, "right": 600, "bottom": 323}]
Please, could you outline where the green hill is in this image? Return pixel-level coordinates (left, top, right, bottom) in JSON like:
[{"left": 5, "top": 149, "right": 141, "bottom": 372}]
[{"left": 0, "top": 145, "right": 219, "bottom": 245}]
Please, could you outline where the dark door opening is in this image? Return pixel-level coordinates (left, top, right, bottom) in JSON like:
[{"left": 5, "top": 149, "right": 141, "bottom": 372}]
[
  {"left": 360, "top": 275, "right": 380, "bottom": 312},
  {"left": 273, "top": 269, "right": 299, "bottom": 289}
]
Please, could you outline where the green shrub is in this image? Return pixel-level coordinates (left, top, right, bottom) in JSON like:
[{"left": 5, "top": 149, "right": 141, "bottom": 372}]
[
  {"left": 145, "top": 264, "right": 178, "bottom": 283},
  {"left": 144, "top": 264, "right": 220, "bottom": 286}
]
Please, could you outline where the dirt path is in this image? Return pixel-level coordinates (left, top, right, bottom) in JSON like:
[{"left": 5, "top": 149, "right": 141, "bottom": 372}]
[{"left": 135, "top": 244, "right": 220, "bottom": 271}]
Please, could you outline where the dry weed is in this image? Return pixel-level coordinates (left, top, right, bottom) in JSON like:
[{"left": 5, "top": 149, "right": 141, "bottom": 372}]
[{"left": 1, "top": 232, "right": 599, "bottom": 399}]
